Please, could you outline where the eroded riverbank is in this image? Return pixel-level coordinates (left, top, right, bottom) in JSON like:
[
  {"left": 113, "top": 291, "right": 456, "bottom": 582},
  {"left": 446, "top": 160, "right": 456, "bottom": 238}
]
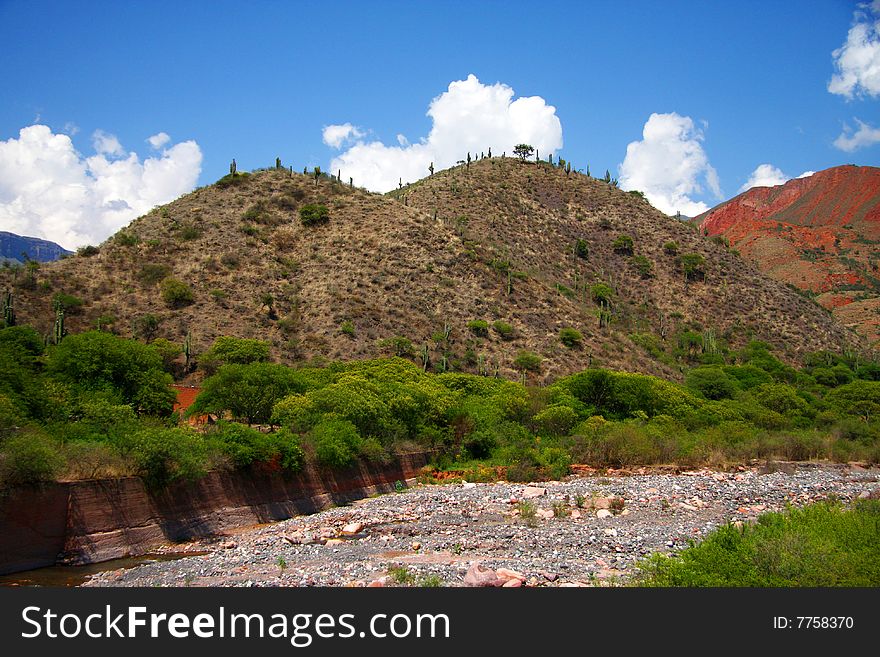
[{"left": 84, "top": 462, "right": 879, "bottom": 588}]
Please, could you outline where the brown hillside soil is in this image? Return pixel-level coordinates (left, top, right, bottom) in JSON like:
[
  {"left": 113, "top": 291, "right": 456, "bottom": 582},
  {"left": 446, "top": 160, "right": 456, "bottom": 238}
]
[
  {"left": 698, "top": 165, "right": 880, "bottom": 345},
  {"left": 0, "top": 159, "right": 863, "bottom": 383}
]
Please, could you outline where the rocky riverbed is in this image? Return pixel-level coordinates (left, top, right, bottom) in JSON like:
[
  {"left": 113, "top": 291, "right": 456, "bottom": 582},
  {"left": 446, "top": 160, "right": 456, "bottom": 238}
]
[{"left": 84, "top": 462, "right": 879, "bottom": 588}]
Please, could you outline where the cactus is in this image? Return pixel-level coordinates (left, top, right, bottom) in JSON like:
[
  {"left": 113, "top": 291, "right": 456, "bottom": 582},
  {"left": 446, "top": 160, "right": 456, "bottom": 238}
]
[
  {"left": 702, "top": 328, "right": 718, "bottom": 356},
  {"left": 586, "top": 164, "right": 591, "bottom": 178},
  {"left": 399, "top": 177, "right": 403, "bottom": 190},
  {"left": 275, "top": 157, "right": 281, "bottom": 169},
  {"left": 566, "top": 162, "right": 571, "bottom": 176},
  {"left": 289, "top": 165, "right": 293, "bottom": 177},
  {"left": 314, "top": 166, "right": 321, "bottom": 186},
  {"left": 506, "top": 269, "right": 512, "bottom": 296},
  {"left": 429, "top": 162, "right": 434, "bottom": 176},
  {"left": 536, "top": 149, "right": 539, "bottom": 162},
  {"left": 488, "top": 147, "right": 492, "bottom": 158},
  {"left": 419, "top": 344, "right": 429, "bottom": 371},
  {"left": 230, "top": 158, "right": 237, "bottom": 176},
  {"left": 52, "top": 300, "right": 65, "bottom": 345},
  {"left": 2, "top": 289, "right": 14, "bottom": 327},
  {"left": 337, "top": 169, "right": 341, "bottom": 182},
  {"left": 183, "top": 331, "right": 192, "bottom": 372},
  {"left": 548, "top": 153, "right": 553, "bottom": 165},
  {"left": 349, "top": 177, "right": 353, "bottom": 188},
  {"left": 303, "top": 166, "right": 308, "bottom": 175}
]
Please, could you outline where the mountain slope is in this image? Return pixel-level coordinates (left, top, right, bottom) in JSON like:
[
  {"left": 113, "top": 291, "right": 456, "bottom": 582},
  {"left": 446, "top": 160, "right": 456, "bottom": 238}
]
[
  {"left": 0, "top": 231, "right": 72, "bottom": 264},
  {"left": 0, "top": 160, "right": 863, "bottom": 382},
  {"left": 697, "top": 165, "right": 880, "bottom": 344}
]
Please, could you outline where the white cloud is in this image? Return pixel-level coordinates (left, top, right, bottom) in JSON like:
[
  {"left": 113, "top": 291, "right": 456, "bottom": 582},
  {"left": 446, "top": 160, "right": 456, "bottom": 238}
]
[
  {"left": 833, "top": 117, "right": 880, "bottom": 151},
  {"left": 618, "top": 112, "right": 721, "bottom": 216},
  {"left": 828, "top": 1, "right": 880, "bottom": 98},
  {"left": 325, "top": 74, "right": 563, "bottom": 192},
  {"left": 92, "top": 129, "right": 124, "bottom": 156},
  {"left": 0, "top": 124, "right": 202, "bottom": 249},
  {"left": 396, "top": 134, "right": 408, "bottom": 147},
  {"left": 739, "top": 164, "right": 789, "bottom": 192},
  {"left": 738, "top": 164, "right": 817, "bottom": 193},
  {"left": 322, "top": 123, "right": 365, "bottom": 149},
  {"left": 147, "top": 132, "right": 171, "bottom": 149}
]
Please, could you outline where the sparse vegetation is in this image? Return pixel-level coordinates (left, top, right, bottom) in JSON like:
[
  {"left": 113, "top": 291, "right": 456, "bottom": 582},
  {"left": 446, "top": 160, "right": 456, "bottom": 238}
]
[
  {"left": 160, "top": 277, "right": 194, "bottom": 308},
  {"left": 299, "top": 204, "right": 329, "bottom": 226},
  {"left": 559, "top": 327, "right": 583, "bottom": 348}
]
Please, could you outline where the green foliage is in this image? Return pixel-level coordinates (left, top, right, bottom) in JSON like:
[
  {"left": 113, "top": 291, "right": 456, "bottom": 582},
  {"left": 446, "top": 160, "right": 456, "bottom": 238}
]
[
  {"left": 209, "top": 421, "right": 303, "bottom": 472},
  {"left": 574, "top": 239, "right": 589, "bottom": 259},
  {"left": 590, "top": 282, "right": 614, "bottom": 306},
  {"left": 663, "top": 241, "right": 680, "bottom": 255},
  {"left": 467, "top": 319, "right": 489, "bottom": 336},
  {"left": 637, "top": 501, "right": 880, "bottom": 586},
  {"left": 114, "top": 231, "right": 139, "bottom": 247},
  {"left": 199, "top": 336, "right": 271, "bottom": 374},
  {"left": 149, "top": 338, "right": 182, "bottom": 372},
  {"left": 299, "top": 204, "right": 330, "bottom": 226},
  {"left": 125, "top": 426, "right": 209, "bottom": 488},
  {"left": 630, "top": 255, "right": 654, "bottom": 278},
  {"left": 190, "top": 362, "right": 305, "bottom": 425},
  {"left": 136, "top": 263, "right": 171, "bottom": 286},
  {"left": 0, "top": 430, "right": 64, "bottom": 487},
  {"left": 559, "top": 327, "right": 583, "bottom": 348},
  {"left": 514, "top": 351, "right": 542, "bottom": 373},
  {"left": 686, "top": 367, "right": 738, "bottom": 401},
  {"left": 160, "top": 277, "right": 194, "bottom": 308},
  {"left": 513, "top": 144, "right": 535, "bottom": 160},
  {"left": 51, "top": 292, "right": 83, "bottom": 314},
  {"left": 310, "top": 417, "right": 362, "bottom": 469},
  {"left": 612, "top": 234, "right": 634, "bottom": 255},
  {"left": 77, "top": 245, "right": 100, "bottom": 257},
  {"left": 378, "top": 335, "right": 414, "bottom": 358},
  {"left": 492, "top": 320, "right": 514, "bottom": 340},
  {"left": 679, "top": 253, "right": 706, "bottom": 281},
  {"left": 46, "top": 331, "right": 175, "bottom": 415},
  {"left": 340, "top": 320, "right": 355, "bottom": 337}
]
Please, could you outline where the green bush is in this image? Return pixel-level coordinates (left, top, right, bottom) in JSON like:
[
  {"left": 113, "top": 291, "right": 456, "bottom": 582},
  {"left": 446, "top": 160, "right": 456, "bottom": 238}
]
[
  {"left": 612, "top": 234, "right": 634, "bottom": 255},
  {"left": 0, "top": 430, "right": 64, "bottom": 487},
  {"left": 125, "top": 427, "right": 209, "bottom": 488},
  {"left": 514, "top": 351, "right": 542, "bottom": 373},
  {"left": 663, "top": 241, "right": 679, "bottom": 255},
  {"left": 559, "top": 327, "right": 583, "bottom": 348},
  {"left": 299, "top": 204, "right": 330, "bottom": 226},
  {"left": 679, "top": 253, "right": 706, "bottom": 281},
  {"left": 210, "top": 422, "right": 304, "bottom": 472},
  {"left": 686, "top": 367, "right": 738, "bottom": 400},
  {"left": 533, "top": 404, "right": 578, "bottom": 436},
  {"left": 310, "top": 417, "right": 362, "bottom": 469},
  {"left": 492, "top": 320, "right": 514, "bottom": 340},
  {"left": 160, "top": 277, "right": 194, "bottom": 308},
  {"left": 51, "top": 292, "right": 84, "bottom": 313},
  {"left": 340, "top": 320, "right": 355, "bottom": 337},
  {"left": 590, "top": 282, "right": 614, "bottom": 306},
  {"left": 574, "top": 239, "right": 589, "bottom": 259},
  {"left": 467, "top": 320, "right": 489, "bottom": 336},
  {"left": 136, "top": 263, "right": 171, "bottom": 286},
  {"left": 199, "top": 336, "right": 271, "bottom": 374},
  {"left": 630, "top": 255, "right": 654, "bottom": 278},
  {"left": 637, "top": 501, "right": 880, "bottom": 586}
]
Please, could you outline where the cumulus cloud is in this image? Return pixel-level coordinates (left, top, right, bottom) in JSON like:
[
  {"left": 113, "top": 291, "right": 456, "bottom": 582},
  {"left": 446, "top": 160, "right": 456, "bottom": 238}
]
[
  {"left": 739, "top": 164, "right": 789, "bottom": 192},
  {"left": 322, "top": 123, "right": 365, "bottom": 149},
  {"left": 618, "top": 112, "right": 721, "bottom": 216},
  {"left": 147, "top": 132, "right": 171, "bottom": 149},
  {"left": 325, "top": 74, "right": 563, "bottom": 192},
  {"left": 828, "top": 1, "right": 880, "bottom": 99},
  {"left": 0, "top": 125, "right": 202, "bottom": 249},
  {"left": 833, "top": 117, "right": 880, "bottom": 151},
  {"left": 738, "top": 164, "right": 816, "bottom": 193}
]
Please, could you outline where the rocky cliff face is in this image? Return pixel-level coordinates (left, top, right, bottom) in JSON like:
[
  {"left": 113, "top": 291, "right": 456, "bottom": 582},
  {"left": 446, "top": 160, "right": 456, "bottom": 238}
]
[
  {"left": 698, "top": 165, "right": 880, "bottom": 345},
  {"left": 0, "top": 230, "right": 71, "bottom": 264}
]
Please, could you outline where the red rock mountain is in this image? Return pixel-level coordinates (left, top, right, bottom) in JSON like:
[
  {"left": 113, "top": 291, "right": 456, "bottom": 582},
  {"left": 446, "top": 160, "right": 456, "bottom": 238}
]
[{"left": 697, "top": 165, "right": 880, "bottom": 345}]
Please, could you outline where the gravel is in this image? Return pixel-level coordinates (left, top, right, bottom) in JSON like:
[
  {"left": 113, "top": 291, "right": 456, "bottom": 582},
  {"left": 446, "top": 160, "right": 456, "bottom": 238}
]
[{"left": 83, "top": 462, "right": 879, "bottom": 588}]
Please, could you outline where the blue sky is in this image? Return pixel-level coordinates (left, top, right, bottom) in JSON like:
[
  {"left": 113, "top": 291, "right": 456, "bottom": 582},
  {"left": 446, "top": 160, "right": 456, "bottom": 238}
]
[{"left": 1, "top": 0, "right": 878, "bottom": 247}]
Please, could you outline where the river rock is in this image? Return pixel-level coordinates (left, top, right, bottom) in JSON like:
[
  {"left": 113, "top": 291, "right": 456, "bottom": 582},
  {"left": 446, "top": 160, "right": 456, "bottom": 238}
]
[
  {"left": 463, "top": 563, "right": 503, "bottom": 587},
  {"left": 341, "top": 522, "right": 364, "bottom": 535},
  {"left": 522, "top": 487, "right": 547, "bottom": 499}
]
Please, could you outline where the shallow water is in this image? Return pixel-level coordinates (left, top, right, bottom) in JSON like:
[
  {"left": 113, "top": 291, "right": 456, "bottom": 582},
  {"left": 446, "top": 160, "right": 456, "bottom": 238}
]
[{"left": 0, "top": 552, "right": 208, "bottom": 587}]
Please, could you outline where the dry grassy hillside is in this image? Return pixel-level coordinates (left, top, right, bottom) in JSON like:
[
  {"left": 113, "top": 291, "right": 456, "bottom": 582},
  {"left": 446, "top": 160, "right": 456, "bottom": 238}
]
[{"left": 0, "top": 158, "right": 864, "bottom": 383}]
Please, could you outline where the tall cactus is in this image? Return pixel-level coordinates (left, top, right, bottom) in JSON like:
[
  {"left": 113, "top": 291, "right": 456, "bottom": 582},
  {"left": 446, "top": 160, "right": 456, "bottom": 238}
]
[
  {"left": 230, "top": 158, "right": 237, "bottom": 175},
  {"left": 419, "top": 344, "right": 429, "bottom": 371},
  {"left": 2, "top": 289, "right": 14, "bottom": 327},
  {"left": 488, "top": 147, "right": 492, "bottom": 158},
  {"left": 275, "top": 157, "right": 281, "bottom": 169},
  {"left": 52, "top": 300, "right": 65, "bottom": 345},
  {"left": 314, "top": 166, "right": 321, "bottom": 186},
  {"left": 349, "top": 176, "right": 353, "bottom": 188},
  {"left": 429, "top": 162, "right": 434, "bottom": 176},
  {"left": 183, "top": 331, "right": 193, "bottom": 372}
]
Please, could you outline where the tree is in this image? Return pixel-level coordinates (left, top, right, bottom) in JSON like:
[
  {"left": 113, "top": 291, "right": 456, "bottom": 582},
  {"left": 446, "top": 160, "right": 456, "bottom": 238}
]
[
  {"left": 679, "top": 253, "right": 706, "bottom": 282},
  {"left": 189, "top": 362, "right": 303, "bottom": 424},
  {"left": 160, "top": 277, "right": 194, "bottom": 308},
  {"left": 199, "top": 336, "right": 271, "bottom": 374},
  {"left": 513, "top": 144, "right": 535, "bottom": 161}
]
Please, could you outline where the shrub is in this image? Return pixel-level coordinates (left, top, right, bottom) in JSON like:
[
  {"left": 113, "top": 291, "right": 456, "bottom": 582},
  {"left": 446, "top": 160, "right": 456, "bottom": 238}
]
[
  {"left": 612, "top": 234, "right": 634, "bottom": 255},
  {"left": 299, "top": 204, "right": 329, "bottom": 226},
  {"left": 637, "top": 501, "right": 880, "bottom": 586},
  {"left": 663, "top": 241, "right": 680, "bottom": 255},
  {"left": 77, "top": 245, "right": 100, "bottom": 257},
  {"left": 514, "top": 351, "right": 542, "bottom": 373},
  {"left": 132, "top": 314, "right": 160, "bottom": 341},
  {"left": 0, "top": 430, "right": 64, "bottom": 487},
  {"left": 574, "top": 239, "right": 589, "bottom": 259},
  {"left": 590, "top": 282, "right": 614, "bottom": 306},
  {"left": 686, "top": 367, "right": 738, "bottom": 401},
  {"left": 340, "top": 320, "right": 355, "bottom": 337},
  {"left": 160, "top": 277, "right": 194, "bottom": 307},
  {"left": 492, "top": 320, "right": 514, "bottom": 340},
  {"left": 125, "top": 427, "right": 209, "bottom": 488},
  {"left": 136, "top": 263, "right": 171, "bottom": 286},
  {"left": 679, "top": 253, "right": 706, "bottom": 281},
  {"left": 310, "top": 417, "right": 362, "bottom": 469},
  {"left": 190, "top": 362, "right": 302, "bottom": 424},
  {"left": 114, "top": 231, "right": 139, "bottom": 247},
  {"left": 559, "top": 327, "right": 583, "bottom": 348},
  {"left": 533, "top": 404, "right": 578, "bottom": 436},
  {"left": 199, "top": 336, "right": 271, "bottom": 374},
  {"left": 467, "top": 320, "right": 489, "bottom": 336},
  {"left": 630, "top": 255, "right": 654, "bottom": 278},
  {"left": 179, "top": 224, "right": 201, "bottom": 240}
]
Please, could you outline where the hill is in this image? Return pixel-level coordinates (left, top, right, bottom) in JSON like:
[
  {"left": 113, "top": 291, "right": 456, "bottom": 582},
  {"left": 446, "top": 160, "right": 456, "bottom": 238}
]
[
  {"left": 0, "top": 158, "right": 864, "bottom": 382},
  {"left": 0, "top": 231, "right": 71, "bottom": 264},
  {"left": 697, "top": 165, "right": 880, "bottom": 345}
]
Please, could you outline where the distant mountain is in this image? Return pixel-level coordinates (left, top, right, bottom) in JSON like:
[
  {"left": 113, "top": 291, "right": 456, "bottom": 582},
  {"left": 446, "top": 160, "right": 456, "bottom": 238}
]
[
  {"left": 0, "top": 231, "right": 72, "bottom": 264},
  {"left": 0, "top": 159, "right": 862, "bottom": 383},
  {"left": 697, "top": 165, "right": 880, "bottom": 345}
]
